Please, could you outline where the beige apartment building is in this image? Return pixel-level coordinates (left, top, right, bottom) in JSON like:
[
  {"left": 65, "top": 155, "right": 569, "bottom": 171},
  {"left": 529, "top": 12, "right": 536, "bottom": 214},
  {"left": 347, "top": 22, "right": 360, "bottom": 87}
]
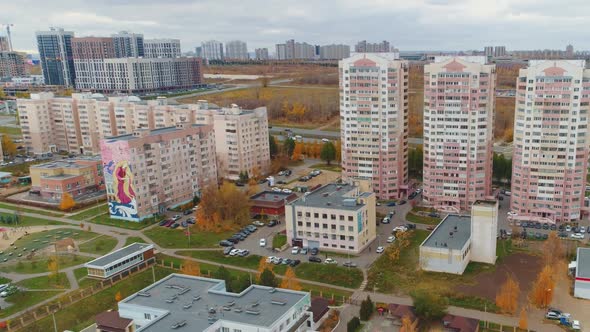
[
  {"left": 285, "top": 181, "right": 376, "bottom": 254},
  {"left": 17, "top": 93, "right": 270, "bottom": 179},
  {"left": 100, "top": 123, "right": 217, "bottom": 221}
]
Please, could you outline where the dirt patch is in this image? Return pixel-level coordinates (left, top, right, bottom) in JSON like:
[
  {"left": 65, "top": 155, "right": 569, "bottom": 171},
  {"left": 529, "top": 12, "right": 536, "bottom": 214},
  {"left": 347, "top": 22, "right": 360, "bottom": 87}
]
[{"left": 455, "top": 253, "right": 543, "bottom": 304}]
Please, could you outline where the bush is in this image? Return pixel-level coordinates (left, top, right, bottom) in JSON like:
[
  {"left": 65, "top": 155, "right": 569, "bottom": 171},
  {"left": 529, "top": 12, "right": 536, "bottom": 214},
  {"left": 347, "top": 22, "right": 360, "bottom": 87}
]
[
  {"left": 411, "top": 289, "right": 448, "bottom": 322},
  {"left": 360, "top": 295, "right": 374, "bottom": 321},
  {"left": 347, "top": 316, "right": 361, "bottom": 332}
]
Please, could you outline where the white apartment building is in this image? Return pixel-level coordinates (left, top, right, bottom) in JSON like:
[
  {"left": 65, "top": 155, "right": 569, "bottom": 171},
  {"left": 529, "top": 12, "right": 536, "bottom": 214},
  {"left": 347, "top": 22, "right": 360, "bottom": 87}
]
[
  {"left": 225, "top": 40, "right": 248, "bottom": 60},
  {"left": 111, "top": 31, "right": 144, "bottom": 57},
  {"left": 320, "top": 44, "right": 350, "bottom": 60},
  {"left": 285, "top": 181, "right": 376, "bottom": 254},
  {"left": 339, "top": 53, "right": 409, "bottom": 200},
  {"left": 255, "top": 48, "right": 269, "bottom": 60},
  {"left": 422, "top": 56, "right": 496, "bottom": 213},
  {"left": 201, "top": 40, "right": 224, "bottom": 61},
  {"left": 144, "top": 38, "right": 181, "bottom": 58},
  {"left": 510, "top": 60, "right": 590, "bottom": 223}
]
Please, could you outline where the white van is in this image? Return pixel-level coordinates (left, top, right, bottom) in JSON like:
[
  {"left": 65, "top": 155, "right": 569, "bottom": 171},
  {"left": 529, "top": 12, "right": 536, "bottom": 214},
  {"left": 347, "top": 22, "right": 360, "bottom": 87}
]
[{"left": 322, "top": 138, "right": 330, "bottom": 143}]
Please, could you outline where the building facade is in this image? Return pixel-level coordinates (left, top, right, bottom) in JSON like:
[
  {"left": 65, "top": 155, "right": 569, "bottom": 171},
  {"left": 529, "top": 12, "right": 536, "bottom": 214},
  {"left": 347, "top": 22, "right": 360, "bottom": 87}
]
[
  {"left": 354, "top": 40, "right": 391, "bottom": 53},
  {"left": 339, "top": 53, "right": 409, "bottom": 200},
  {"left": 275, "top": 39, "right": 315, "bottom": 60},
  {"left": 422, "top": 56, "right": 495, "bottom": 212},
  {"left": 36, "top": 28, "right": 75, "bottom": 86},
  {"left": 510, "top": 60, "right": 590, "bottom": 223},
  {"left": 112, "top": 31, "right": 144, "bottom": 58},
  {"left": 320, "top": 44, "right": 350, "bottom": 60},
  {"left": 574, "top": 247, "right": 590, "bottom": 300},
  {"left": 85, "top": 243, "right": 155, "bottom": 279},
  {"left": 225, "top": 40, "right": 248, "bottom": 60},
  {"left": 285, "top": 181, "right": 376, "bottom": 254},
  {"left": 201, "top": 40, "right": 224, "bottom": 61},
  {"left": 144, "top": 38, "right": 181, "bottom": 58},
  {"left": 0, "top": 36, "right": 8, "bottom": 52},
  {"left": 100, "top": 124, "right": 217, "bottom": 221},
  {"left": 71, "top": 37, "right": 115, "bottom": 60},
  {"left": 255, "top": 48, "right": 269, "bottom": 60},
  {"left": 0, "top": 52, "right": 26, "bottom": 78},
  {"left": 29, "top": 157, "right": 105, "bottom": 202}
]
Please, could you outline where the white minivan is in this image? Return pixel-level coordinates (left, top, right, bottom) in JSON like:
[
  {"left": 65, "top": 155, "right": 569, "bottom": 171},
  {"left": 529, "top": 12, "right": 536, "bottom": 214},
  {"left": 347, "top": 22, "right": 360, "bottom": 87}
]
[{"left": 259, "top": 239, "right": 266, "bottom": 247}]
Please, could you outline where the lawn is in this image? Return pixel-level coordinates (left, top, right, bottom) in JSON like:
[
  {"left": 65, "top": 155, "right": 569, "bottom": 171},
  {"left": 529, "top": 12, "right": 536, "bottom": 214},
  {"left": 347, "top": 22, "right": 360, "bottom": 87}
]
[
  {"left": 295, "top": 263, "right": 363, "bottom": 289},
  {"left": 0, "top": 126, "right": 21, "bottom": 136},
  {"left": 0, "top": 290, "right": 63, "bottom": 318},
  {"left": 310, "top": 163, "right": 342, "bottom": 172},
  {"left": 0, "top": 211, "right": 65, "bottom": 227},
  {"left": 88, "top": 213, "right": 160, "bottom": 230},
  {"left": 23, "top": 267, "right": 176, "bottom": 332},
  {"left": 176, "top": 250, "right": 288, "bottom": 275},
  {"left": 272, "top": 233, "right": 287, "bottom": 248},
  {"left": 78, "top": 235, "right": 118, "bottom": 255},
  {"left": 124, "top": 236, "right": 146, "bottom": 246},
  {"left": 16, "top": 273, "right": 70, "bottom": 289},
  {"left": 73, "top": 266, "right": 100, "bottom": 288},
  {"left": 0, "top": 202, "right": 63, "bottom": 217},
  {"left": 0, "top": 254, "right": 92, "bottom": 274},
  {"left": 69, "top": 204, "right": 108, "bottom": 221},
  {"left": 0, "top": 160, "right": 45, "bottom": 176},
  {"left": 405, "top": 211, "right": 442, "bottom": 225},
  {"left": 144, "top": 226, "right": 233, "bottom": 249}
]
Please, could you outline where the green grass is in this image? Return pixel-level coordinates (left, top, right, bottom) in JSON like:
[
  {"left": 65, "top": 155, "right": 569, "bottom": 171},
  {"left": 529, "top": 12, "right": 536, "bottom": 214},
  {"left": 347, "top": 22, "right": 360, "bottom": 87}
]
[
  {"left": 73, "top": 267, "right": 86, "bottom": 281},
  {"left": 448, "top": 294, "right": 498, "bottom": 313},
  {"left": 73, "top": 266, "right": 100, "bottom": 288},
  {"left": 23, "top": 267, "right": 175, "bottom": 332},
  {"left": 69, "top": 204, "right": 108, "bottom": 221},
  {"left": 405, "top": 211, "right": 441, "bottom": 225},
  {"left": 0, "top": 254, "right": 92, "bottom": 274},
  {"left": 176, "top": 250, "right": 288, "bottom": 275},
  {"left": 0, "top": 126, "right": 21, "bottom": 136},
  {"left": 78, "top": 235, "right": 118, "bottom": 255},
  {"left": 144, "top": 226, "right": 233, "bottom": 248},
  {"left": 88, "top": 213, "right": 160, "bottom": 230},
  {"left": 0, "top": 290, "right": 63, "bottom": 318},
  {"left": 272, "top": 233, "right": 287, "bottom": 248},
  {"left": 0, "top": 211, "right": 65, "bottom": 227},
  {"left": 124, "top": 236, "right": 146, "bottom": 246},
  {"left": 300, "top": 283, "right": 352, "bottom": 305},
  {"left": 0, "top": 276, "right": 10, "bottom": 284},
  {"left": 309, "top": 163, "right": 342, "bottom": 172},
  {"left": 0, "top": 202, "right": 63, "bottom": 217},
  {"left": 0, "top": 160, "right": 45, "bottom": 175},
  {"left": 16, "top": 273, "right": 70, "bottom": 289},
  {"left": 295, "top": 263, "right": 362, "bottom": 288}
]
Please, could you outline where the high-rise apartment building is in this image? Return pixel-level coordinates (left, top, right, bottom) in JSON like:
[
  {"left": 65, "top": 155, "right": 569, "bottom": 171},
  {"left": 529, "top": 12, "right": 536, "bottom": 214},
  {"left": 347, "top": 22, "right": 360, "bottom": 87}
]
[
  {"left": 275, "top": 44, "right": 287, "bottom": 60},
  {"left": 144, "top": 39, "right": 181, "bottom": 58},
  {"left": 194, "top": 46, "right": 203, "bottom": 58},
  {"left": 510, "top": 60, "right": 590, "bottom": 223},
  {"left": 255, "top": 48, "right": 269, "bottom": 60},
  {"left": 320, "top": 44, "right": 350, "bottom": 60},
  {"left": 0, "top": 52, "right": 26, "bottom": 78},
  {"left": 100, "top": 123, "right": 217, "bottom": 221},
  {"left": 225, "top": 40, "right": 248, "bottom": 60},
  {"left": 484, "top": 46, "right": 493, "bottom": 58},
  {"left": 354, "top": 40, "right": 391, "bottom": 53},
  {"left": 275, "top": 39, "right": 315, "bottom": 60},
  {"left": 339, "top": 53, "right": 409, "bottom": 199},
  {"left": 422, "top": 56, "right": 496, "bottom": 212},
  {"left": 0, "top": 36, "right": 9, "bottom": 52},
  {"left": 493, "top": 46, "right": 506, "bottom": 57},
  {"left": 566, "top": 44, "right": 575, "bottom": 58},
  {"left": 201, "top": 40, "right": 224, "bottom": 61},
  {"left": 36, "top": 28, "right": 75, "bottom": 86},
  {"left": 111, "top": 31, "right": 144, "bottom": 57},
  {"left": 72, "top": 37, "right": 116, "bottom": 59}
]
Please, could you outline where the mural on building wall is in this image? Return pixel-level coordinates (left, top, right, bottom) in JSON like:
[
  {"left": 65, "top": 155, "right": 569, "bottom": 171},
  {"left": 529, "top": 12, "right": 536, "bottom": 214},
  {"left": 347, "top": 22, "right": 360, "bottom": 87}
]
[{"left": 101, "top": 141, "right": 138, "bottom": 221}]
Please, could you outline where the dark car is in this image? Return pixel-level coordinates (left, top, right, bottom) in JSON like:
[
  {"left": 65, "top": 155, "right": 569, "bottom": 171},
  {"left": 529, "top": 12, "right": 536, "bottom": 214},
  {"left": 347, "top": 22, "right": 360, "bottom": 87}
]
[
  {"left": 267, "top": 220, "right": 278, "bottom": 227},
  {"left": 183, "top": 210, "right": 192, "bottom": 215},
  {"left": 258, "top": 179, "right": 268, "bottom": 184},
  {"left": 428, "top": 212, "right": 440, "bottom": 218},
  {"left": 542, "top": 233, "right": 548, "bottom": 240},
  {"left": 170, "top": 223, "right": 180, "bottom": 229},
  {"left": 535, "top": 223, "right": 542, "bottom": 229},
  {"left": 164, "top": 220, "right": 175, "bottom": 227},
  {"left": 277, "top": 180, "right": 287, "bottom": 185},
  {"left": 405, "top": 223, "right": 416, "bottom": 230},
  {"left": 282, "top": 258, "right": 292, "bottom": 265},
  {"left": 223, "top": 246, "right": 234, "bottom": 255},
  {"left": 558, "top": 232, "right": 567, "bottom": 238},
  {"left": 310, "top": 247, "right": 319, "bottom": 256},
  {"left": 187, "top": 218, "right": 196, "bottom": 225},
  {"left": 398, "top": 200, "right": 407, "bottom": 205},
  {"left": 227, "top": 237, "right": 240, "bottom": 244},
  {"left": 246, "top": 225, "right": 257, "bottom": 232},
  {"left": 181, "top": 221, "right": 188, "bottom": 228},
  {"left": 159, "top": 220, "right": 169, "bottom": 226},
  {"left": 387, "top": 202, "right": 396, "bottom": 207},
  {"left": 235, "top": 182, "right": 245, "bottom": 187},
  {"left": 550, "top": 224, "right": 557, "bottom": 231},
  {"left": 521, "top": 222, "right": 528, "bottom": 228},
  {"left": 542, "top": 223, "right": 549, "bottom": 230},
  {"left": 289, "top": 259, "right": 301, "bottom": 267},
  {"left": 534, "top": 232, "right": 542, "bottom": 239},
  {"left": 409, "top": 192, "right": 417, "bottom": 199},
  {"left": 219, "top": 240, "right": 233, "bottom": 247},
  {"left": 284, "top": 170, "right": 292, "bottom": 176},
  {"left": 308, "top": 256, "right": 322, "bottom": 263}
]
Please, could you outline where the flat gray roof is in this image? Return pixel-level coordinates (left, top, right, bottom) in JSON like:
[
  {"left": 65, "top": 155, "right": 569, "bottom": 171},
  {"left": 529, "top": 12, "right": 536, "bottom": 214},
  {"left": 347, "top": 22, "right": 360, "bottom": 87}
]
[
  {"left": 577, "top": 247, "right": 590, "bottom": 279},
  {"left": 104, "top": 125, "right": 206, "bottom": 142},
  {"left": 289, "top": 183, "right": 366, "bottom": 211},
  {"left": 250, "top": 191, "right": 293, "bottom": 203},
  {"left": 120, "top": 274, "right": 309, "bottom": 332},
  {"left": 422, "top": 215, "right": 471, "bottom": 250},
  {"left": 85, "top": 243, "right": 153, "bottom": 268}
]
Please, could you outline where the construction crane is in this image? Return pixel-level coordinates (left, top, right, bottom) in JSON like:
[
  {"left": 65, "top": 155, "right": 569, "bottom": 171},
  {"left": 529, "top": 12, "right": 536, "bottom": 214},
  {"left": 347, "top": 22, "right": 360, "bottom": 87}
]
[{"left": 1, "top": 24, "right": 14, "bottom": 51}]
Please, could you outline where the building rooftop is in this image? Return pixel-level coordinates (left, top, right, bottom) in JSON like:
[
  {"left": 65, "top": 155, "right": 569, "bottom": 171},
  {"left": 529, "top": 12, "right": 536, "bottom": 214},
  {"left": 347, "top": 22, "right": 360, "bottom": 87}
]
[
  {"left": 104, "top": 124, "right": 206, "bottom": 142},
  {"left": 43, "top": 174, "right": 79, "bottom": 180},
  {"left": 473, "top": 200, "right": 498, "bottom": 207},
  {"left": 288, "top": 183, "right": 367, "bottom": 211},
  {"left": 250, "top": 191, "right": 294, "bottom": 203},
  {"left": 119, "top": 274, "right": 309, "bottom": 332},
  {"left": 85, "top": 243, "right": 153, "bottom": 268},
  {"left": 31, "top": 156, "right": 102, "bottom": 170},
  {"left": 421, "top": 215, "right": 471, "bottom": 250},
  {"left": 577, "top": 247, "right": 590, "bottom": 279},
  {"left": 0, "top": 172, "right": 11, "bottom": 178}
]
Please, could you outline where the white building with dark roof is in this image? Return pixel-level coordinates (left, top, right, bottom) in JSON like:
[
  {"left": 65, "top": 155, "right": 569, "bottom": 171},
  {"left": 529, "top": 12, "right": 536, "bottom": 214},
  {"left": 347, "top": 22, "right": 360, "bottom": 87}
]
[
  {"left": 574, "top": 247, "right": 590, "bottom": 299},
  {"left": 85, "top": 243, "right": 155, "bottom": 279}
]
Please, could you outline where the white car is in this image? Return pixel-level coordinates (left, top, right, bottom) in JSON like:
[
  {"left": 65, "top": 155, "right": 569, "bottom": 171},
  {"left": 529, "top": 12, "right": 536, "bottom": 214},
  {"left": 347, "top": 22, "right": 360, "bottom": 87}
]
[
  {"left": 229, "top": 249, "right": 240, "bottom": 256},
  {"left": 324, "top": 258, "right": 337, "bottom": 264},
  {"left": 322, "top": 138, "right": 330, "bottom": 143},
  {"left": 386, "top": 236, "right": 396, "bottom": 243},
  {"left": 259, "top": 239, "right": 266, "bottom": 247},
  {"left": 571, "top": 233, "right": 584, "bottom": 240},
  {"left": 252, "top": 220, "right": 265, "bottom": 227},
  {"left": 393, "top": 226, "right": 408, "bottom": 233},
  {"left": 416, "top": 188, "right": 422, "bottom": 194},
  {"left": 172, "top": 215, "right": 181, "bottom": 221},
  {"left": 572, "top": 320, "right": 581, "bottom": 330},
  {"left": 376, "top": 246, "right": 385, "bottom": 254},
  {"left": 381, "top": 217, "right": 390, "bottom": 224},
  {"left": 507, "top": 211, "right": 518, "bottom": 217},
  {"left": 271, "top": 187, "right": 281, "bottom": 192},
  {"left": 580, "top": 226, "right": 586, "bottom": 233},
  {"left": 291, "top": 246, "right": 300, "bottom": 254},
  {"left": 266, "top": 256, "right": 278, "bottom": 263},
  {"left": 282, "top": 188, "right": 293, "bottom": 194},
  {"left": 566, "top": 225, "right": 572, "bottom": 232}
]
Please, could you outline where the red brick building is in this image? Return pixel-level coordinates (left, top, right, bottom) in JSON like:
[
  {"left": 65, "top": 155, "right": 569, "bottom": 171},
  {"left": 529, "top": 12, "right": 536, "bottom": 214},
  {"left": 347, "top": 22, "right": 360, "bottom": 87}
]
[{"left": 250, "top": 191, "right": 297, "bottom": 216}]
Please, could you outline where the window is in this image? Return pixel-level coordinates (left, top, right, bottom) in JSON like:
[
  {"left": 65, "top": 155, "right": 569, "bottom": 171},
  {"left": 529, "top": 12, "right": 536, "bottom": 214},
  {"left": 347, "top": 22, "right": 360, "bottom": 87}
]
[{"left": 144, "top": 313, "right": 151, "bottom": 320}]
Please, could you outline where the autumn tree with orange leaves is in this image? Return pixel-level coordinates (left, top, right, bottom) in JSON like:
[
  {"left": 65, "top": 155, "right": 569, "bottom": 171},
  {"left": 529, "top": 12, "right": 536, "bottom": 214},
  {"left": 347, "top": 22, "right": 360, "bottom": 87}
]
[
  {"left": 292, "top": 142, "right": 304, "bottom": 160},
  {"left": 59, "top": 192, "right": 76, "bottom": 211},
  {"left": 115, "top": 291, "right": 123, "bottom": 302},
  {"left": 530, "top": 265, "right": 555, "bottom": 308},
  {"left": 181, "top": 259, "right": 201, "bottom": 276},
  {"left": 495, "top": 274, "right": 520, "bottom": 314},
  {"left": 518, "top": 307, "right": 528, "bottom": 330},
  {"left": 543, "top": 232, "right": 564, "bottom": 266},
  {"left": 280, "top": 267, "right": 302, "bottom": 290},
  {"left": 400, "top": 315, "right": 418, "bottom": 332},
  {"left": 196, "top": 182, "right": 251, "bottom": 232}
]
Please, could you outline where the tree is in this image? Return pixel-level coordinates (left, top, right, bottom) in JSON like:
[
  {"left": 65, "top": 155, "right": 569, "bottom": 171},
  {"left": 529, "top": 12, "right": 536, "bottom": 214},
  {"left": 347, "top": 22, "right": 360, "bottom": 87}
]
[
  {"left": 238, "top": 171, "right": 249, "bottom": 183},
  {"left": 181, "top": 259, "right": 200, "bottom": 276},
  {"left": 196, "top": 182, "right": 251, "bottom": 232},
  {"left": 59, "top": 193, "right": 76, "bottom": 211},
  {"left": 258, "top": 268, "right": 278, "bottom": 287},
  {"left": 279, "top": 267, "right": 302, "bottom": 290},
  {"left": 408, "top": 146, "right": 423, "bottom": 178},
  {"left": 400, "top": 315, "right": 418, "bottom": 332},
  {"left": 495, "top": 274, "right": 520, "bottom": 314},
  {"left": 115, "top": 291, "right": 123, "bottom": 302},
  {"left": 530, "top": 265, "right": 555, "bottom": 308},
  {"left": 292, "top": 142, "right": 304, "bottom": 160},
  {"left": 213, "top": 266, "right": 233, "bottom": 292},
  {"left": 47, "top": 256, "right": 59, "bottom": 281},
  {"left": 320, "top": 141, "right": 336, "bottom": 165},
  {"left": 359, "top": 295, "right": 374, "bottom": 321},
  {"left": 411, "top": 290, "right": 448, "bottom": 322},
  {"left": 518, "top": 307, "right": 528, "bottom": 330},
  {"left": 543, "top": 232, "right": 564, "bottom": 266},
  {"left": 247, "top": 177, "right": 260, "bottom": 196},
  {"left": 283, "top": 138, "right": 295, "bottom": 158},
  {"left": 0, "top": 88, "right": 5, "bottom": 100},
  {"left": 347, "top": 317, "right": 361, "bottom": 332},
  {"left": 257, "top": 257, "right": 273, "bottom": 276},
  {"left": 335, "top": 140, "right": 342, "bottom": 162},
  {"left": 1, "top": 135, "right": 16, "bottom": 157},
  {"left": 268, "top": 134, "right": 279, "bottom": 158}
]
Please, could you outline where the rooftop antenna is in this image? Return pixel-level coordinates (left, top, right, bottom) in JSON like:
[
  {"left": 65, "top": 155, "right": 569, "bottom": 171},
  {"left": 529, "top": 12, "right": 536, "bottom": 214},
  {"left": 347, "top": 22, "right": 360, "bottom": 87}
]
[{"left": 1, "top": 24, "right": 14, "bottom": 51}]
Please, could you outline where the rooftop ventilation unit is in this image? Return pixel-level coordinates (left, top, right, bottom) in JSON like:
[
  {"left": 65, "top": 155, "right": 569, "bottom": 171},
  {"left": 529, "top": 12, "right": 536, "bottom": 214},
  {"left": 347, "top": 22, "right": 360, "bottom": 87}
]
[
  {"left": 183, "top": 303, "right": 192, "bottom": 309},
  {"left": 192, "top": 295, "right": 201, "bottom": 302},
  {"left": 234, "top": 306, "right": 243, "bottom": 313},
  {"left": 137, "top": 292, "right": 151, "bottom": 297},
  {"left": 178, "top": 287, "right": 190, "bottom": 295},
  {"left": 245, "top": 309, "right": 261, "bottom": 315},
  {"left": 251, "top": 301, "right": 260, "bottom": 307},
  {"left": 271, "top": 299, "right": 287, "bottom": 306},
  {"left": 226, "top": 301, "right": 235, "bottom": 307},
  {"left": 222, "top": 306, "right": 231, "bottom": 311},
  {"left": 269, "top": 288, "right": 276, "bottom": 293},
  {"left": 171, "top": 320, "right": 187, "bottom": 329}
]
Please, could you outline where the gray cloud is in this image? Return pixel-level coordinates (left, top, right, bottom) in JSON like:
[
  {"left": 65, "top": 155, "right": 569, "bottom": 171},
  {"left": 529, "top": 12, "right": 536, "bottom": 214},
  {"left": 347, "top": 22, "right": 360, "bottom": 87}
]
[{"left": 3, "top": 0, "right": 589, "bottom": 54}]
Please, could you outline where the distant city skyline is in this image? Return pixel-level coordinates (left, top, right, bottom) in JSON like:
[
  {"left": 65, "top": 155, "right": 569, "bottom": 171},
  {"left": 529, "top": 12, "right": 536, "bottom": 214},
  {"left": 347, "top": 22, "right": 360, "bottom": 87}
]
[{"left": 2, "top": 0, "right": 588, "bottom": 54}]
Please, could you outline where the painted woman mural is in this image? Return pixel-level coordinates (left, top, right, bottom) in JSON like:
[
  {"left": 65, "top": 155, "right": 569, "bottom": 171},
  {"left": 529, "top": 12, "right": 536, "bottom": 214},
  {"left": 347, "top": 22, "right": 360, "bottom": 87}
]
[{"left": 113, "top": 160, "right": 135, "bottom": 204}]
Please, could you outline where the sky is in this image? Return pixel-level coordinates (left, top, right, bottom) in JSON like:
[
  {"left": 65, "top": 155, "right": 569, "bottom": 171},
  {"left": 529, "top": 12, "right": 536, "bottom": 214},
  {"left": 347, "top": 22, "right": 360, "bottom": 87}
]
[{"left": 2, "top": 0, "right": 590, "bottom": 54}]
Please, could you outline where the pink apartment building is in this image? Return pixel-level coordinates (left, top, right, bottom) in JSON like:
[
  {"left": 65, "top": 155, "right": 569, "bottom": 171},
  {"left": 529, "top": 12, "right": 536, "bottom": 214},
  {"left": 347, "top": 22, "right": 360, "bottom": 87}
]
[
  {"left": 510, "top": 60, "right": 590, "bottom": 223},
  {"left": 339, "top": 53, "right": 409, "bottom": 200},
  {"left": 422, "top": 57, "right": 496, "bottom": 212}
]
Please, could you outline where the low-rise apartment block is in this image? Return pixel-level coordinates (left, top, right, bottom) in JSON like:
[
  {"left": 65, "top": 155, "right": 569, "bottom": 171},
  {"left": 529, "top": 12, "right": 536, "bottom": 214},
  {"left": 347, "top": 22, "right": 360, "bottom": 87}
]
[
  {"left": 100, "top": 123, "right": 217, "bottom": 221},
  {"left": 285, "top": 181, "right": 376, "bottom": 254},
  {"left": 0, "top": 52, "right": 26, "bottom": 78},
  {"left": 29, "top": 156, "right": 105, "bottom": 202},
  {"left": 144, "top": 38, "right": 181, "bottom": 58}
]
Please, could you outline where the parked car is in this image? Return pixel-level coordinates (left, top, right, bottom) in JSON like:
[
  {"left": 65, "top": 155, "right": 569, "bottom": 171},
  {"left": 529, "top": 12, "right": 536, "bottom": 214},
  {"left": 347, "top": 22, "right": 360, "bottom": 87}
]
[
  {"left": 558, "top": 232, "right": 568, "bottom": 238},
  {"left": 392, "top": 225, "right": 408, "bottom": 233},
  {"left": 566, "top": 225, "right": 572, "bottom": 232},
  {"left": 376, "top": 246, "right": 385, "bottom": 254},
  {"left": 271, "top": 187, "right": 281, "bottom": 192},
  {"left": 571, "top": 233, "right": 585, "bottom": 239},
  {"left": 572, "top": 320, "right": 581, "bottom": 330},
  {"left": 426, "top": 226, "right": 435, "bottom": 231},
  {"left": 300, "top": 247, "right": 308, "bottom": 255},
  {"left": 170, "top": 223, "right": 180, "bottom": 229},
  {"left": 159, "top": 220, "right": 169, "bottom": 226},
  {"left": 324, "top": 258, "right": 337, "bottom": 264},
  {"left": 219, "top": 240, "right": 233, "bottom": 247},
  {"left": 229, "top": 249, "right": 240, "bottom": 256},
  {"left": 406, "top": 223, "right": 416, "bottom": 230},
  {"left": 542, "top": 223, "right": 549, "bottom": 230},
  {"left": 381, "top": 217, "right": 390, "bottom": 224},
  {"left": 235, "top": 182, "right": 245, "bottom": 187},
  {"left": 428, "top": 212, "right": 440, "bottom": 218},
  {"left": 252, "top": 220, "right": 265, "bottom": 227},
  {"left": 408, "top": 192, "right": 417, "bottom": 199},
  {"left": 227, "top": 237, "right": 240, "bottom": 244},
  {"left": 291, "top": 246, "right": 300, "bottom": 254},
  {"left": 289, "top": 259, "right": 301, "bottom": 267},
  {"left": 238, "top": 249, "right": 250, "bottom": 257},
  {"left": 546, "top": 311, "right": 561, "bottom": 320},
  {"left": 172, "top": 215, "right": 181, "bottom": 221},
  {"left": 398, "top": 200, "right": 407, "bottom": 205},
  {"left": 259, "top": 239, "right": 266, "bottom": 247},
  {"left": 387, "top": 202, "right": 396, "bottom": 207},
  {"left": 310, "top": 247, "right": 319, "bottom": 256},
  {"left": 580, "top": 226, "right": 586, "bottom": 233},
  {"left": 181, "top": 221, "right": 188, "bottom": 228},
  {"left": 186, "top": 218, "right": 196, "bottom": 225},
  {"left": 343, "top": 261, "right": 357, "bottom": 268},
  {"left": 246, "top": 225, "right": 257, "bottom": 232},
  {"left": 223, "top": 246, "right": 234, "bottom": 255},
  {"left": 282, "top": 258, "right": 292, "bottom": 265},
  {"left": 183, "top": 210, "right": 192, "bottom": 215},
  {"left": 282, "top": 188, "right": 293, "bottom": 194},
  {"left": 387, "top": 236, "right": 396, "bottom": 243},
  {"left": 258, "top": 178, "right": 268, "bottom": 184},
  {"left": 308, "top": 256, "right": 322, "bottom": 263},
  {"left": 267, "top": 220, "right": 278, "bottom": 227},
  {"left": 550, "top": 224, "right": 557, "bottom": 231}
]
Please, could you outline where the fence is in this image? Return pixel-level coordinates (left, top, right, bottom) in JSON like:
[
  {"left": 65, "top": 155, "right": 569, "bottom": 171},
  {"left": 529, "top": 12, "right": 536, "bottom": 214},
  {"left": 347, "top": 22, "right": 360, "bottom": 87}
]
[{"left": 5, "top": 259, "right": 155, "bottom": 331}]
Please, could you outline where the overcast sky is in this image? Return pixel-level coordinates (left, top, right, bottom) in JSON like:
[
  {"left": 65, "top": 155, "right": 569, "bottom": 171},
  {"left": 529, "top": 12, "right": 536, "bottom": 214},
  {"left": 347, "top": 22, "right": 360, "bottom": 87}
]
[{"left": 3, "top": 0, "right": 589, "bottom": 54}]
